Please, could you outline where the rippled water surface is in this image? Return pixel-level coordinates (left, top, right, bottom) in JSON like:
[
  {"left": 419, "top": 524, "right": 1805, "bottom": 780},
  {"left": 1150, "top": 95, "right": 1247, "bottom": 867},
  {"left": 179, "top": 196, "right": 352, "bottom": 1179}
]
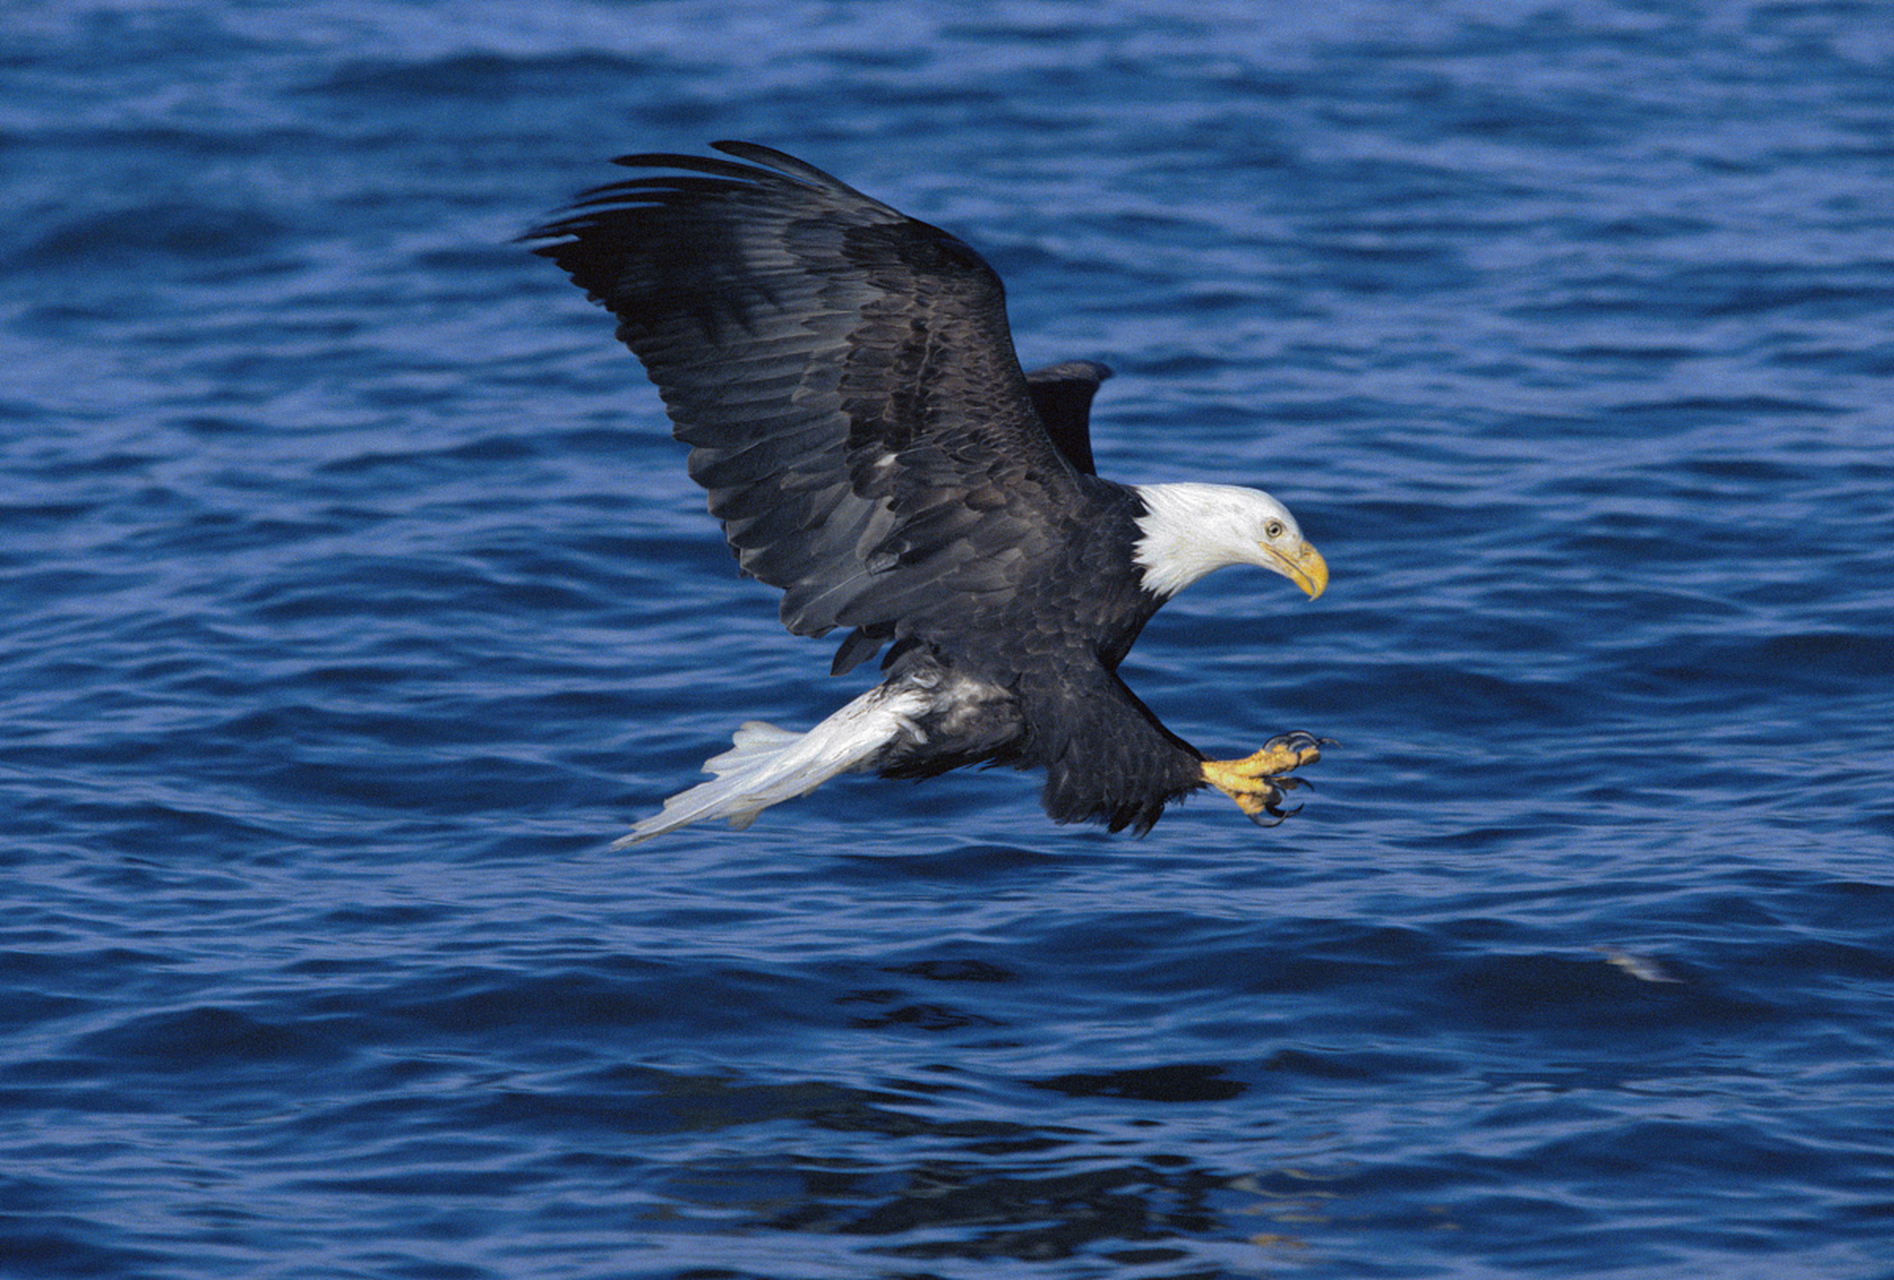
[{"left": 4, "top": 2, "right": 1892, "bottom": 1277}]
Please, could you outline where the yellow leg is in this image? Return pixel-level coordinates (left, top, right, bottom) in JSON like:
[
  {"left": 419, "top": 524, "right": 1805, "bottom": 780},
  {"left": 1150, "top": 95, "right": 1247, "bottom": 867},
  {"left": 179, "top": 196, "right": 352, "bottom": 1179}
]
[{"left": 1200, "top": 731, "right": 1327, "bottom": 825}]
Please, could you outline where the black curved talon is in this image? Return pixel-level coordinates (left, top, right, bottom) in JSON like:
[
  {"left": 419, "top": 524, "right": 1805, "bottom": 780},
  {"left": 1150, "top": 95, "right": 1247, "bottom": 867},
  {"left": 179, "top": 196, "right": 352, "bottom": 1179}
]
[{"left": 1248, "top": 798, "right": 1303, "bottom": 827}]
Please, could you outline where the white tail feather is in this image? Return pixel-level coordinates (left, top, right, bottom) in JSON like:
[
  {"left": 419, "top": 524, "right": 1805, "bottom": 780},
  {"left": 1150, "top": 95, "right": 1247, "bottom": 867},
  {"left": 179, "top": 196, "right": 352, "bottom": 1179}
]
[{"left": 612, "top": 685, "right": 927, "bottom": 846}]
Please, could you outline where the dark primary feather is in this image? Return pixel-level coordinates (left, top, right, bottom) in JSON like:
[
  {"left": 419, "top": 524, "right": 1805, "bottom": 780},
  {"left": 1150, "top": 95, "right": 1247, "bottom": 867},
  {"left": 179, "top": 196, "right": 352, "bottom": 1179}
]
[
  {"left": 524, "top": 142, "right": 1088, "bottom": 662},
  {"left": 1023, "top": 359, "right": 1109, "bottom": 476}
]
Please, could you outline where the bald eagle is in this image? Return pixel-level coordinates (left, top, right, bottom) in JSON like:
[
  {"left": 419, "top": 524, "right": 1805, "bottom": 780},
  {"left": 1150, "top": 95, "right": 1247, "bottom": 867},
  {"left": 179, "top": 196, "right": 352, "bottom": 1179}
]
[{"left": 526, "top": 142, "right": 1328, "bottom": 843}]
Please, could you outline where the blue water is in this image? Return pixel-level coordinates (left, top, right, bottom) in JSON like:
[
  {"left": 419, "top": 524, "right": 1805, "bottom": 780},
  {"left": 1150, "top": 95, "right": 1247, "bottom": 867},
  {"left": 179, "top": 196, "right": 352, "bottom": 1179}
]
[{"left": 4, "top": 2, "right": 1892, "bottom": 1276}]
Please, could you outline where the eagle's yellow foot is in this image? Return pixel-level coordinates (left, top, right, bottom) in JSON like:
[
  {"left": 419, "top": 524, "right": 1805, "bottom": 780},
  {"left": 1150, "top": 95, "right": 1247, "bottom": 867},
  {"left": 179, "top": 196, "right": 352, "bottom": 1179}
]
[{"left": 1201, "top": 731, "right": 1327, "bottom": 826}]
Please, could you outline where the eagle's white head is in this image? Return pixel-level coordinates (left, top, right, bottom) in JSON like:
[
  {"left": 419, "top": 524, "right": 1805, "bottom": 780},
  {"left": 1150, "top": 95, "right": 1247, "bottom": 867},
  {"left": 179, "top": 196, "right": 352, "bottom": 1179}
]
[{"left": 1131, "top": 482, "right": 1327, "bottom": 601}]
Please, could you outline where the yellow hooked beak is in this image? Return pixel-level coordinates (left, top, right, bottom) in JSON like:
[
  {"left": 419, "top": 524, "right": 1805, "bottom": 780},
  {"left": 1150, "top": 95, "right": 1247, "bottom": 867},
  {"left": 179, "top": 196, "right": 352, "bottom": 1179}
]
[{"left": 1270, "top": 540, "right": 1328, "bottom": 600}]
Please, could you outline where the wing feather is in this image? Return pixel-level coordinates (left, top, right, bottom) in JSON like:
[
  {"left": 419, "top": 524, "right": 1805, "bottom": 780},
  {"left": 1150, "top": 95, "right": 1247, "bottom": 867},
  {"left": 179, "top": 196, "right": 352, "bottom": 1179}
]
[{"left": 525, "top": 142, "right": 1086, "bottom": 653}]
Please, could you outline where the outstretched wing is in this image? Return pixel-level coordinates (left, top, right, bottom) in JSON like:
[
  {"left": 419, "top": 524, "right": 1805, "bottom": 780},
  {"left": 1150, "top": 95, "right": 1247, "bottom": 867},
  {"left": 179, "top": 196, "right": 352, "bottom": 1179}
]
[{"left": 525, "top": 141, "right": 1089, "bottom": 656}]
